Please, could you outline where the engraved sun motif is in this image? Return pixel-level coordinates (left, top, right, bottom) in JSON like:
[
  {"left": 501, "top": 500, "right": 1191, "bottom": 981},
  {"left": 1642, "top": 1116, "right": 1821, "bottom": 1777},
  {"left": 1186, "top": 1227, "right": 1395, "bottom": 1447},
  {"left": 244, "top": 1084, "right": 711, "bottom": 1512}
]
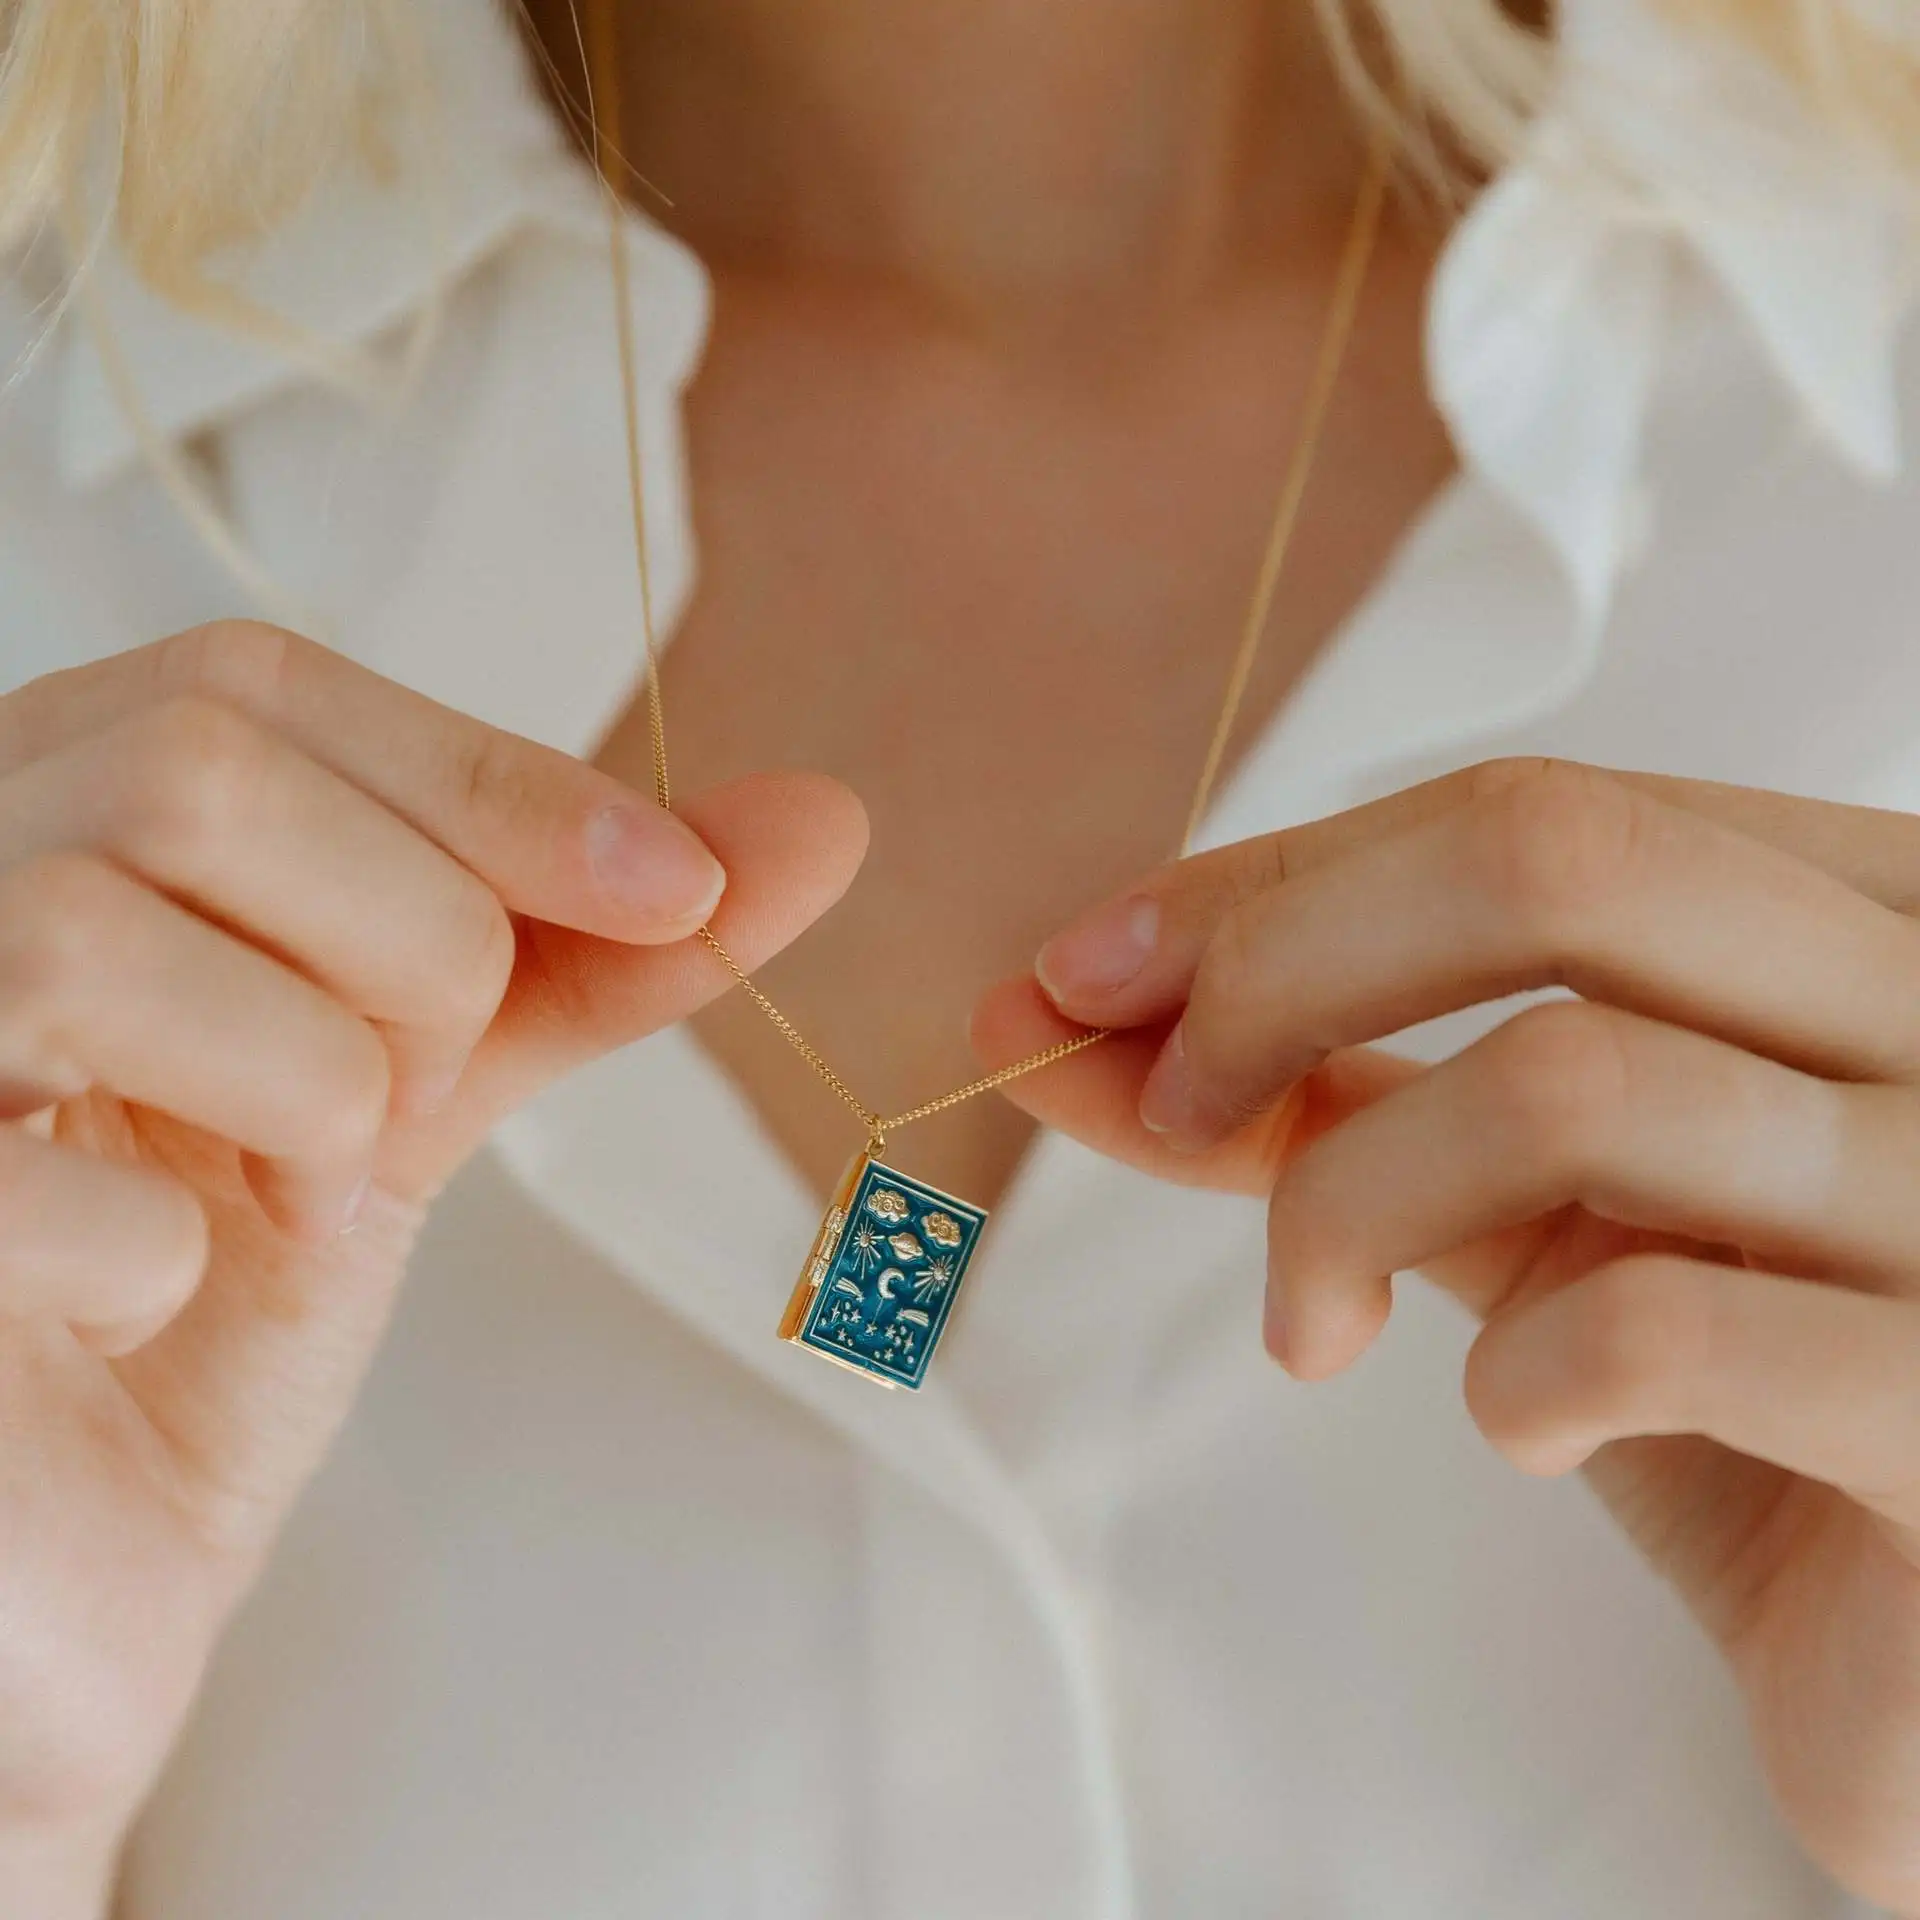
[
  {"left": 922, "top": 1211, "right": 963, "bottom": 1250},
  {"left": 887, "top": 1232, "right": 923, "bottom": 1263},
  {"left": 866, "top": 1188, "right": 911, "bottom": 1226},
  {"left": 913, "top": 1254, "right": 956, "bottom": 1304},
  {"left": 847, "top": 1222, "right": 888, "bottom": 1276}
]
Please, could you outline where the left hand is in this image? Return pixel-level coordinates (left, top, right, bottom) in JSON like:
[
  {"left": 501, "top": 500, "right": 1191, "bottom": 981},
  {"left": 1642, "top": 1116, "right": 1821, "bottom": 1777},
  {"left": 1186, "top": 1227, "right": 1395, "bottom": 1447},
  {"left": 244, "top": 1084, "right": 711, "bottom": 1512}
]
[{"left": 975, "top": 757, "right": 1920, "bottom": 1914}]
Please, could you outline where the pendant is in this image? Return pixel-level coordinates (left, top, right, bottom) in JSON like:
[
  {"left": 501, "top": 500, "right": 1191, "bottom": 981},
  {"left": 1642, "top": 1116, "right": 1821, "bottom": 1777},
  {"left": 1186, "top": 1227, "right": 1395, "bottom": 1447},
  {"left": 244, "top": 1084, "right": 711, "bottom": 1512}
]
[{"left": 779, "top": 1152, "right": 988, "bottom": 1390}]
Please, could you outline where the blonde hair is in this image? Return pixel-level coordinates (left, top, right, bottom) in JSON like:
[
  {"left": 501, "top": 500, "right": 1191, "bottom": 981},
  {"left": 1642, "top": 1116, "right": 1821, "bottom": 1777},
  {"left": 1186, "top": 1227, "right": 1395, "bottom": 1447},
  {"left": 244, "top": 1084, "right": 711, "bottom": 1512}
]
[{"left": 0, "top": 2, "right": 420, "bottom": 305}]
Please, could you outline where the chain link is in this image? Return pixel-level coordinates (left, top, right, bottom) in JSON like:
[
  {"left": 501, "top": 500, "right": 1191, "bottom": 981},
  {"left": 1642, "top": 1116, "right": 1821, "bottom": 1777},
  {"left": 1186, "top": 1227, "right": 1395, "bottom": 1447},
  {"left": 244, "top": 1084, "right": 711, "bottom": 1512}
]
[
  {"left": 872, "top": 1026, "right": 1114, "bottom": 1141},
  {"left": 691, "top": 927, "right": 882, "bottom": 1134},
  {"left": 593, "top": 0, "right": 1389, "bottom": 1152}
]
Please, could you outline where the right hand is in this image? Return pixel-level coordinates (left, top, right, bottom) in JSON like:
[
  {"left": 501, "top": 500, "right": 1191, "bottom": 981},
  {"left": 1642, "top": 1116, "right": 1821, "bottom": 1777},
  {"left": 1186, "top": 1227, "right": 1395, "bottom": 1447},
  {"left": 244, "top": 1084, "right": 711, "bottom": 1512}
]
[{"left": 0, "top": 621, "right": 867, "bottom": 1916}]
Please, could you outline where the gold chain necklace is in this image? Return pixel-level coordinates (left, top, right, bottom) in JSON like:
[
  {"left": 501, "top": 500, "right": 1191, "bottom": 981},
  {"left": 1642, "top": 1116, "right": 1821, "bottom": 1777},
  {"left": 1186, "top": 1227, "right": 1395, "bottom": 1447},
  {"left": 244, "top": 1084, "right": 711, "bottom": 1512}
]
[{"left": 585, "top": 0, "right": 1387, "bottom": 1389}]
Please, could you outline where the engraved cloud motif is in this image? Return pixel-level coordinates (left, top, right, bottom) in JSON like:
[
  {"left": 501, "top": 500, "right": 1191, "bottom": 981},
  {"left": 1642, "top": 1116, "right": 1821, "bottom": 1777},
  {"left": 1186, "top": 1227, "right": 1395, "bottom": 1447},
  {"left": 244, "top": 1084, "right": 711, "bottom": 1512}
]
[{"left": 922, "top": 1211, "right": 963, "bottom": 1249}]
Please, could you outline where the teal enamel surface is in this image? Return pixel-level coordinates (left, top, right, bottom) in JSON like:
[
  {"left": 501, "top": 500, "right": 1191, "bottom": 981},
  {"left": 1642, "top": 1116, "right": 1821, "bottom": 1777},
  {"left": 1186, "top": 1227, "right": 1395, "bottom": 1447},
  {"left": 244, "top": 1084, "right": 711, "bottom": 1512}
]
[{"left": 797, "top": 1161, "right": 986, "bottom": 1389}]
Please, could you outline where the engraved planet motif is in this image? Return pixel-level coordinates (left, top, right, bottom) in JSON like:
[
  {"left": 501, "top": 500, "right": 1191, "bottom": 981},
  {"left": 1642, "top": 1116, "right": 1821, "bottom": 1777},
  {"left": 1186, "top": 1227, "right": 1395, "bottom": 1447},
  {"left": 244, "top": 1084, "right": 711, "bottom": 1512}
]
[
  {"left": 866, "top": 1188, "right": 911, "bottom": 1225},
  {"left": 887, "top": 1232, "right": 923, "bottom": 1262},
  {"left": 922, "top": 1211, "right": 963, "bottom": 1249}
]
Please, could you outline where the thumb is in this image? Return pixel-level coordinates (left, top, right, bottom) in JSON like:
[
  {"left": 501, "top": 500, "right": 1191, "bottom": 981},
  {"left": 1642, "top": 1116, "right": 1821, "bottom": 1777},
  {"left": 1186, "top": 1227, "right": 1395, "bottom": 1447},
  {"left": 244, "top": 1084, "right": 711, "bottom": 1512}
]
[
  {"left": 391, "top": 770, "right": 867, "bottom": 1188},
  {"left": 970, "top": 972, "right": 1417, "bottom": 1195}
]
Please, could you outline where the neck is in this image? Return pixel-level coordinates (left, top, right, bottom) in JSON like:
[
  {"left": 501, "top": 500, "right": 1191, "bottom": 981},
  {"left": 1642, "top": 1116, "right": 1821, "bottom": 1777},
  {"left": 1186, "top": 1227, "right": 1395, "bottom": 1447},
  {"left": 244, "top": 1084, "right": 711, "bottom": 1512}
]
[{"left": 531, "top": 0, "right": 1367, "bottom": 336}]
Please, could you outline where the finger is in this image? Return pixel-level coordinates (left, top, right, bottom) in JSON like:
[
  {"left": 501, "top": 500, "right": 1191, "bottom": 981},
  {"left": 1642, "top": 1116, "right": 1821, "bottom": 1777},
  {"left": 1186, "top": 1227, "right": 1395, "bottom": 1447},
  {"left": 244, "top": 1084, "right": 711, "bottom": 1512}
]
[
  {"left": 1264, "top": 1002, "right": 1920, "bottom": 1380},
  {"left": 969, "top": 973, "right": 1417, "bottom": 1194},
  {"left": 0, "top": 852, "right": 390, "bottom": 1238},
  {"left": 972, "top": 975, "right": 1264, "bottom": 1189},
  {"left": 0, "top": 623, "right": 725, "bottom": 940},
  {"left": 1035, "top": 758, "right": 1920, "bottom": 1028},
  {"left": 103, "top": 769, "right": 868, "bottom": 1540},
  {"left": 78, "top": 773, "right": 862, "bottom": 1555},
  {"left": 0, "top": 1125, "right": 208, "bottom": 1353},
  {"left": 1146, "top": 764, "right": 1920, "bottom": 1150},
  {"left": 0, "top": 698, "right": 517, "bottom": 1114},
  {"left": 411, "top": 771, "right": 871, "bottom": 1174},
  {"left": 1464, "top": 1254, "right": 1920, "bottom": 1530}
]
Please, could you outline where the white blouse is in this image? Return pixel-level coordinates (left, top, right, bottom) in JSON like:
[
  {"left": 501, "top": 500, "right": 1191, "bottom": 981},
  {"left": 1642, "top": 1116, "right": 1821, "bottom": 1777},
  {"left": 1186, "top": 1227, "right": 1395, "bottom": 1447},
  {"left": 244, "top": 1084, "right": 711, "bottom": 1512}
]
[{"left": 3, "top": 1, "right": 1916, "bottom": 1915}]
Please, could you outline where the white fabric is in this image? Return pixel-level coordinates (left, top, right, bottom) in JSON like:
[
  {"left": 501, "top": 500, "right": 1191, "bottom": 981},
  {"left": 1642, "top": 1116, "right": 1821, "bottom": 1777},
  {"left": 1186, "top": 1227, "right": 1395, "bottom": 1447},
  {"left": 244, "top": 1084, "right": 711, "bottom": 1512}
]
[{"left": 0, "top": 0, "right": 1915, "bottom": 1914}]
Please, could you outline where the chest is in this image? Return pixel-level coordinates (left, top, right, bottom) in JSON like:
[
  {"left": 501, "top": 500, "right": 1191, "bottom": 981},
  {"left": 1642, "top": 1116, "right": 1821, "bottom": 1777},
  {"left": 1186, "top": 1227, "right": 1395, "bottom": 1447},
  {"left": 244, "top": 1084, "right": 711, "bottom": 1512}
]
[{"left": 594, "top": 260, "right": 1450, "bottom": 1198}]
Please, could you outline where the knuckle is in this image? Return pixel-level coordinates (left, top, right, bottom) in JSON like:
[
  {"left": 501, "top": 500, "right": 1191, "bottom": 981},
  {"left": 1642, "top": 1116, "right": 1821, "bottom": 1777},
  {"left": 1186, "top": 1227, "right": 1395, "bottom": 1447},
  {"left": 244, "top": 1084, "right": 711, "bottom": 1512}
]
[
  {"left": 445, "top": 884, "right": 518, "bottom": 1030},
  {"left": 0, "top": 850, "right": 124, "bottom": 1013},
  {"left": 1479, "top": 1001, "right": 1634, "bottom": 1165},
  {"left": 0, "top": 662, "right": 85, "bottom": 766},
  {"left": 1190, "top": 891, "right": 1330, "bottom": 1125},
  {"left": 1571, "top": 1258, "right": 1710, "bottom": 1414},
  {"left": 1459, "top": 755, "right": 1556, "bottom": 807},
  {"left": 454, "top": 727, "right": 538, "bottom": 825},
  {"left": 81, "top": 1184, "right": 213, "bottom": 1352},
  {"left": 310, "top": 1023, "right": 394, "bottom": 1160},
  {"left": 1218, "top": 830, "right": 1291, "bottom": 914},
  {"left": 147, "top": 1191, "right": 214, "bottom": 1324},
  {"left": 116, "top": 697, "right": 274, "bottom": 868},
  {"left": 1467, "top": 759, "right": 1646, "bottom": 950},
  {"left": 151, "top": 619, "right": 303, "bottom": 711},
  {"left": 1462, "top": 1332, "right": 1547, "bottom": 1463},
  {"left": 1200, "top": 896, "right": 1269, "bottom": 1017},
  {"left": 1190, "top": 907, "right": 1298, "bottom": 1121}
]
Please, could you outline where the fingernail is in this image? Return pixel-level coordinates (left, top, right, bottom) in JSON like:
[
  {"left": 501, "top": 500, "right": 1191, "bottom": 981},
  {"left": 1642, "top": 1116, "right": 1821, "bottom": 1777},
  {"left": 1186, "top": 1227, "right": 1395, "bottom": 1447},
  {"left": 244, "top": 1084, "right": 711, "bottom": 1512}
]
[
  {"left": 1262, "top": 1295, "right": 1291, "bottom": 1370},
  {"left": 400, "top": 1058, "right": 467, "bottom": 1121},
  {"left": 1035, "top": 895, "right": 1159, "bottom": 1003},
  {"left": 285, "top": 1167, "right": 371, "bottom": 1244},
  {"left": 333, "top": 1172, "right": 372, "bottom": 1238},
  {"left": 587, "top": 805, "right": 727, "bottom": 927},
  {"left": 1138, "top": 1023, "right": 1205, "bottom": 1149}
]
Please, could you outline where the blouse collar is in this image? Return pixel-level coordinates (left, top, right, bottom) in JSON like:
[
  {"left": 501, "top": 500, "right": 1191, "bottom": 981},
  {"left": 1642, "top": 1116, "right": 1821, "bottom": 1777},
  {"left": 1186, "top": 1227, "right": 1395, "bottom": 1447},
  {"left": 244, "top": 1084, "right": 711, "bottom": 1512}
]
[
  {"left": 49, "top": 0, "right": 1916, "bottom": 625},
  {"left": 1431, "top": 0, "right": 1913, "bottom": 626}
]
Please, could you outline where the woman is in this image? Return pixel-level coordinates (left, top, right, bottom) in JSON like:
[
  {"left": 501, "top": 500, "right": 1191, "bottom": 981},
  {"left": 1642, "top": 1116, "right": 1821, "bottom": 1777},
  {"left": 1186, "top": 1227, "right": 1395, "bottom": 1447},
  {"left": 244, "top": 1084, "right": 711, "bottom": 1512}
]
[{"left": 0, "top": 0, "right": 1917, "bottom": 1912}]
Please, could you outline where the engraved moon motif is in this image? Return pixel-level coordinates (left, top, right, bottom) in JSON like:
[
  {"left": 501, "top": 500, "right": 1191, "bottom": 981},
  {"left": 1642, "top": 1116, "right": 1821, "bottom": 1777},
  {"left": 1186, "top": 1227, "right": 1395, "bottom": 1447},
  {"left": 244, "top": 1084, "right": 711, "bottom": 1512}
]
[
  {"left": 922, "top": 1211, "right": 963, "bottom": 1249},
  {"left": 887, "top": 1232, "right": 923, "bottom": 1262},
  {"left": 875, "top": 1267, "right": 907, "bottom": 1300},
  {"left": 866, "top": 1189, "right": 911, "bottom": 1225}
]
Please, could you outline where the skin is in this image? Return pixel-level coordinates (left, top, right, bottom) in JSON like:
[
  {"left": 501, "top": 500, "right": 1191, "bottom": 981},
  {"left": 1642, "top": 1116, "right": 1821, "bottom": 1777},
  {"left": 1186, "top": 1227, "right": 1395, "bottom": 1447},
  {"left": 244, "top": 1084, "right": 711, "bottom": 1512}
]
[
  {"left": 0, "top": 627, "right": 866, "bottom": 1916},
  {"left": 985, "top": 761, "right": 1920, "bottom": 1910},
  {"left": 532, "top": 0, "right": 1456, "bottom": 1201},
  {"left": 0, "top": 2, "right": 1912, "bottom": 1916}
]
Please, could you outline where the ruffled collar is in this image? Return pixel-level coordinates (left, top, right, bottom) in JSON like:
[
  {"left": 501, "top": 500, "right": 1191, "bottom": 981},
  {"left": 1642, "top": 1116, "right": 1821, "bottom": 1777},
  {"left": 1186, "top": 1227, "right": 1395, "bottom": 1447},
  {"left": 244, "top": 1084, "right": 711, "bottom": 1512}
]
[{"left": 1431, "top": 0, "right": 1914, "bottom": 623}]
